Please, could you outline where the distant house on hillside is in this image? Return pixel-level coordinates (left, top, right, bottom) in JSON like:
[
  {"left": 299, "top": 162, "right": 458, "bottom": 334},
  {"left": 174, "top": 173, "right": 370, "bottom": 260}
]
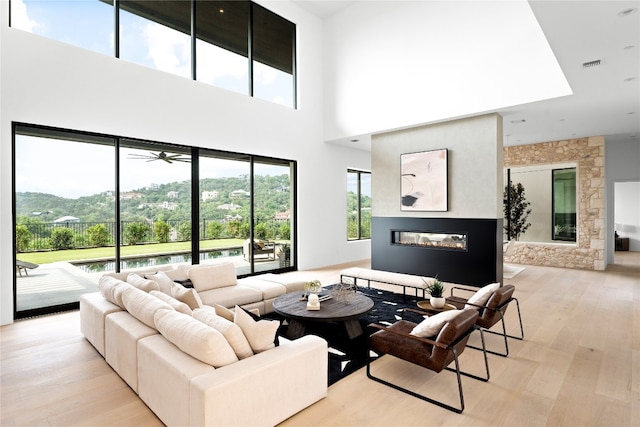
[
  {"left": 167, "top": 191, "right": 179, "bottom": 199},
  {"left": 121, "top": 192, "right": 144, "bottom": 200},
  {"left": 218, "top": 203, "right": 241, "bottom": 211},
  {"left": 223, "top": 214, "right": 243, "bottom": 222},
  {"left": 275, "top": 210, "right": 290, "bottom": 221},
  {"left": 54, "top": 215, "right": 80, "bottom": 223},
  {"left": 202, "top": 190, "right": 219, "bottom": 201},
  {"left": 230, "top": 189, "right": 250, "bottom": 198}
]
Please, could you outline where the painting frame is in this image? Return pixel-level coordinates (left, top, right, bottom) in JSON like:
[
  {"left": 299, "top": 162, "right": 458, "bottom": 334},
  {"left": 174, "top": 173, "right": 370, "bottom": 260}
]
[{"left": 400, "top": 149, "right": 448, "bottom": 211}]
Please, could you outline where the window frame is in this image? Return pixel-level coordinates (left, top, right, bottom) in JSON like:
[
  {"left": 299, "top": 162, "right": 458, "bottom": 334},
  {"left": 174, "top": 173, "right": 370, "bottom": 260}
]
[{"left": 347, "top": 168, "right": 371, "bottom": 241}]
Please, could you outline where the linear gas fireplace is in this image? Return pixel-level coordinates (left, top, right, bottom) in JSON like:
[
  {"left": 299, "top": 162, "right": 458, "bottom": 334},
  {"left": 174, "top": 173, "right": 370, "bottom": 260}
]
[
  {"left": 372, "top": 217, "right": 502, "bottom": 287},
  {"left": 392, "top": 231, "right": 467, "bottom": 251}
]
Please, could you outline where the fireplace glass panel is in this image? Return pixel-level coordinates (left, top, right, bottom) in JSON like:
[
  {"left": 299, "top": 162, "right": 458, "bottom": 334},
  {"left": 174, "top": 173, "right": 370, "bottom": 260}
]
[{"left": 392, "top": 231, "right": 467, "bottom": 251}]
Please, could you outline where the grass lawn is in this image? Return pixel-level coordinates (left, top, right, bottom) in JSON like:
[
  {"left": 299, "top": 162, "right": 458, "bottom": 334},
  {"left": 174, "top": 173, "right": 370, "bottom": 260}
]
[{"left": 17, "top": 239, "right": 246, "bottom": 264}]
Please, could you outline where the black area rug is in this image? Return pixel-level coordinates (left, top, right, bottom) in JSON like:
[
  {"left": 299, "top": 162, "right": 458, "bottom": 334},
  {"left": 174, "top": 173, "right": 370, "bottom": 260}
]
[{"left": 271, "top": 286, "right": 428, "bottom": 385}]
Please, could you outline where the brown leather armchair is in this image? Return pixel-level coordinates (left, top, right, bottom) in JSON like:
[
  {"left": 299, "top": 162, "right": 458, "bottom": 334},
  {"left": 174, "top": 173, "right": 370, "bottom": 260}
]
[
  {"left": 367, "top": 308, "right": 489, "bottom": 413},
  {"left": 447, "top": 284, "right": 524, "bottom": 357}
]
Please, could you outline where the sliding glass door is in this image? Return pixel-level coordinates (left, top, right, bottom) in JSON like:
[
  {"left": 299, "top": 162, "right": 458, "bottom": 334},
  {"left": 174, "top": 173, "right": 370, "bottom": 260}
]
[
  {"left": 119, "top": 140, "right": 192, "bottom": 270},
  {"left": 14, "top": 126, "right": 115, "bottom": 316},
  {"left": 13, "top": 124, "right": 297, "bottom": 318}
]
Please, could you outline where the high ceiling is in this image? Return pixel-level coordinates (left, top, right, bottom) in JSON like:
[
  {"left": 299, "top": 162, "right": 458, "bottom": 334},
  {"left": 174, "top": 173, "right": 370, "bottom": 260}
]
[{"left": 294, "top": 0, "right": 639, "bottom": 149}]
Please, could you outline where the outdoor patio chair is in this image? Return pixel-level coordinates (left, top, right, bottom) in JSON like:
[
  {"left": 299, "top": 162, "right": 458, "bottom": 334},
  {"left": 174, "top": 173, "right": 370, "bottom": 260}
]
[
  {"left": 367, "top": 308, "right": 489, "bottom": 413},
  {"left": 16, "top": 259, "right": 39, "bottom": 277},
  {"left": 446, "top": 284, "right": 524, "bottom": 357}
]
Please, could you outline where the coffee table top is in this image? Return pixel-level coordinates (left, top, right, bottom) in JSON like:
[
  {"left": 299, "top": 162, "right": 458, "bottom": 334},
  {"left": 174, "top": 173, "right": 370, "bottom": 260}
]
[{"left": 273, "top": 291, "right": 374, "bottom": 322}]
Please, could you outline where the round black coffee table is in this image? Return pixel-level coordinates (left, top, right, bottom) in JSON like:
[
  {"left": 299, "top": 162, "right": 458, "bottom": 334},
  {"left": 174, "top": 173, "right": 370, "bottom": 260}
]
[{"left": 273, "top": 292, "right": 374, "bottom": 340}]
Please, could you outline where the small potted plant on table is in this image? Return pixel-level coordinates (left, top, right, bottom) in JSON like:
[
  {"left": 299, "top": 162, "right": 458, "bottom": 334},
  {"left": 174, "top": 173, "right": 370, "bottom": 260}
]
[{"left": 424, "top": 277, "right": 446, "bottom": 309}]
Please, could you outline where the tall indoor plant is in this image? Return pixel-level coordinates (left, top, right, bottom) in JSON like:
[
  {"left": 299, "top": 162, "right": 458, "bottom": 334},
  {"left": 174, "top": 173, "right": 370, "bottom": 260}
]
[{"left": 503, "top": 182, "right": 532, "bottom": 241}]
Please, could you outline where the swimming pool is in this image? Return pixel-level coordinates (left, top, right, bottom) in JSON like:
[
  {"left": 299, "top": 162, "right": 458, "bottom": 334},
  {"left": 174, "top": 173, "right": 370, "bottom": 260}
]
[{"left": 74, "top": 249, "right": 242, "bottom": 273}]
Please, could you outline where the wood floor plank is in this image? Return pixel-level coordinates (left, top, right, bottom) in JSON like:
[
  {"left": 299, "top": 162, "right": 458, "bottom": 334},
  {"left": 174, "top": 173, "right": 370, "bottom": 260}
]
[{"left": 1, "top": 252, "right": 638, "bottom": 426}]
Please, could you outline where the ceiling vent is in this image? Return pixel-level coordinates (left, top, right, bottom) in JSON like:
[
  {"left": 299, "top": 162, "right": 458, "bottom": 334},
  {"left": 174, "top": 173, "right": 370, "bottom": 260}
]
[{"left": 582, "top": 59, "right": 603, "bottom": 69}]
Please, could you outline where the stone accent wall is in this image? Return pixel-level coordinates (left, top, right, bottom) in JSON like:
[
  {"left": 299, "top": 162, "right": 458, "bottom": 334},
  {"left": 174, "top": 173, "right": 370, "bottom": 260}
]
[{"left": 504, "top": 136, "right": 605, "bottom": 271}]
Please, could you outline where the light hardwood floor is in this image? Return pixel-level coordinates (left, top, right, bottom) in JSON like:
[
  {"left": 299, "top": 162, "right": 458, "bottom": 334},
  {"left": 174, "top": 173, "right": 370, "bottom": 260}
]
[{"left": 1, "top": 253, "right": 638, "bottom": 426}]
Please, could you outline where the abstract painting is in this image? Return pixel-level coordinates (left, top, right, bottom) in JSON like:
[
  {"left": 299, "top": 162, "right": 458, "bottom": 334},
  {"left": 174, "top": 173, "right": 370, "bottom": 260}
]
[{"left": 400, "top": 149, "right": 448, "bottom": 211}]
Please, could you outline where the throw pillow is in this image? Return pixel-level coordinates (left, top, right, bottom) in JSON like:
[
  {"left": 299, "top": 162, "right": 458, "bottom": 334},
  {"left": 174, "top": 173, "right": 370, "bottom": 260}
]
[
  {"left": 465, "top": 282, "right": 500, "bottom": 309},
  {"left": 214, "top": 304, "right": 235, "bottom": 321},
  {"left": 170, "top": 282, "right": 203, "bottom": 310},
  {"left": 410, "top": 309, "right": 461, "bottom": 338},
  {"left": 154, "top": 309, "right": 238, "bottom": 368},
  {"left": 121, "top": 285, "right": 174, "bottom": 328},
  {"left": 145, "top": 271, "right": 174, "bottom": 295},
  {"left": 234, "top": 306, "right": 280, "bottom": 353},
  {"left": 150, "top": 290, "right": 192, "bottom": 315},
  {"left": 126, "top": 273, "right": 159, "bottom": 292},
  {"left": 163, "top": 267, "right": 189, "bottom": 282},
  {"left": 98, "top": 275, "right": 128, "bottom": 308},
  {"left": 193, "top": 308, "right": 254, "bottom": 359}
]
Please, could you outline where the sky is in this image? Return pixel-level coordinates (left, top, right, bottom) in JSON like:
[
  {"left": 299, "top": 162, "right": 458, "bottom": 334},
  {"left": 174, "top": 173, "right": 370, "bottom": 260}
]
[{"left": 15, "top": 135, "right": 289, "bottom": 199}]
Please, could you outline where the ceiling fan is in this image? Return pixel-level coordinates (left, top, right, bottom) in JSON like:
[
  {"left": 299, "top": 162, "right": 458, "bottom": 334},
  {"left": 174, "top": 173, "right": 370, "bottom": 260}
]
[{"left": 127, "top": 151, "right": 191, "bottom": 163}]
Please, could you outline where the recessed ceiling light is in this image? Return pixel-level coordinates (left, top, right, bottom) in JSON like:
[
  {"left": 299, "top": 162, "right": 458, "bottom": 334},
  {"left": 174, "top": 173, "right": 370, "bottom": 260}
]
[
  {"left": 559, "top": 118, "right": 566, "bottom": 122},
  {"left": 624, "top": 45, "right": 636, "bottom": 50},
  {"left": 624, "top": 77, "right": 637, "bottom": 82},
  {"left": 350, "top": 139, "right": 359, "bottom": 143},
  {"left": 510, "top": 119, "right": 526, "bottom": 124},
  {"left": 628, "top": 112, "right": 636, "bottom": 115},
  {"left": 618, "top": 7, "right": 637, "bottom": 17}
]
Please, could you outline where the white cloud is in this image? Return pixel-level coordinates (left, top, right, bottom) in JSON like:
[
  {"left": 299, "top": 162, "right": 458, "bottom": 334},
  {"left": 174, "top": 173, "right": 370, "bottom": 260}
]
[
  {"left": 11, "top": 0, "right": 39, "bottom": 33},
  {"left": 253, "top": 61, "right": 277, "bottom": 85},
  {"left": 143, "top": 22, "right": 191, "bottom": 78}
]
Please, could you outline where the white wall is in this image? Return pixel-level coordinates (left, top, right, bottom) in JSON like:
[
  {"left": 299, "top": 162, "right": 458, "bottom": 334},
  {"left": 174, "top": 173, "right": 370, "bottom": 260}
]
[
  {"left": 372, "top": 114, "right": 503, "bottom": 219},
  {"left": 614, "top": 181, "right": 640, "bottom": 252},
  {"left": 0, "top": 1, "right": 370, "bottom": 325},
  {"left": 322, "top": 0, "right": 570, "bottom": 142},
  {"left": 605, "top": 138, "right": 640, "bottom": 263}
]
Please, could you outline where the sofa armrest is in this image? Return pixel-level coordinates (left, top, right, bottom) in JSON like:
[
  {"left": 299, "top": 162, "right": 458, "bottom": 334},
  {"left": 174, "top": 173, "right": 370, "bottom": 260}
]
[{"left": 189, "top": 335, "right": 328, "bottom": 427}]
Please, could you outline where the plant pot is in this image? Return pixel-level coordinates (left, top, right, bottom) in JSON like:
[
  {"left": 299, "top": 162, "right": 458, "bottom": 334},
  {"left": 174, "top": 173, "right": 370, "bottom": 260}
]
[{"left": 430, "top": 297, "right": 446, "bottom": 309}]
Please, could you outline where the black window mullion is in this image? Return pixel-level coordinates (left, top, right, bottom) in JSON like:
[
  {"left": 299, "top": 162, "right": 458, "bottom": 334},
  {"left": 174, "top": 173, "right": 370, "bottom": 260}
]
[
  {"left": 191, "top": 0, "right": 196, "bottom": 80},
  {"left": 115, "top": 0, "right": 120, "bottom": 58},
  {"left": 248, "top": 2, "right": 254, "bottom": 97}
]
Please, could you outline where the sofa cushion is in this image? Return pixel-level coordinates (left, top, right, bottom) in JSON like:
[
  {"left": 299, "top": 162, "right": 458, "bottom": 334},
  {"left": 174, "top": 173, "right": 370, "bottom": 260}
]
[
  {"left": 188, "top": 262, "right": 237, "bottom": 292},
  {"left": 193, "top": 308, "right": 254, "bottom": 360},
  {"left": 410, "top": 309, "right": 461, "bottom": 338},
  {"left": 121, "top": 285, "right": 173, "bottom": 328},
  {"left": 163, "top": 267, "right": 190, "bottom": 282},
  {"left": 197, "top": 285, "right": 262, "bottom": 308},
  {"left": 127, "top": 273, "right": 160, "bottom": 292},
  {"left": 234, "top": 306, "right": 280, "bottom": 353},
  {"left": 150, "top": 290, "right": 192, "bottom": 315},
  {"left": 465, "top": 282, "right": 500, "bottom": 309},
  {"left": 171, "top": 282, "right": 203, "bottom": 310},
  {"left": 154, "top": 309, "right": 238, "bottom": 367},
  {"left": 145, "top": 270, "right": 175, "bottom": 295},
  {"left": 98, "top": 275, "right": 129, "bottom": 309}
]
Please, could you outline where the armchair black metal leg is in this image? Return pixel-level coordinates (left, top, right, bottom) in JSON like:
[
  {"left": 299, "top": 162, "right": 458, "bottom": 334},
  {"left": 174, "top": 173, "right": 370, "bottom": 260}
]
[
  {"left": 367, "top": 351, "right": 465, "bottom": 414},
  {"left": 446, "top": 328, "right": 490, "bottom": 381}
]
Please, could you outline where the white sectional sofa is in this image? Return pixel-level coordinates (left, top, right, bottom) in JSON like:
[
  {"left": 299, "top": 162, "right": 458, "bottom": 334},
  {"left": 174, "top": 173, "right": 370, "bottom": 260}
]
[{"left": 80, "top": 262, "right": 328, "bottom": 427}]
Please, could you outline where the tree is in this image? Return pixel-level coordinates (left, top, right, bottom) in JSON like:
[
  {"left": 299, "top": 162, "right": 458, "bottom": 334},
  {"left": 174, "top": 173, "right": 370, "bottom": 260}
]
[
  {"left": 153, "top": 220, "right": 171, "bottom": 243},
  {"left": 87, "top": 223, "right": 110, "bottom": 247},
  {"left": 177, "top": 221, "right": 191, "bottom": 241},
  {"left": 254, "top": 223, "right": 268, "bottom": 240},
  {"left": 206, "top": 221, "right": 223, "bottom": 239},
  {"left": 124, "top": 222, "right": 150, "bottom": 245},
  {"left": 503, "top": 182, "right": 532, "bottom": 241},
  {"left": 15, "top": 224, "right": 32, "bottom": 252},
  {"left": 51, "top": 227, "right": 75, "bottom": 250}
]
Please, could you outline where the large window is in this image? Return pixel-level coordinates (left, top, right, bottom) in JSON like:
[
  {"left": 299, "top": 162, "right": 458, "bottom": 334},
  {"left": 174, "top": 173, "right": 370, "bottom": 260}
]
[
  {"left": 347, "top": 169, "right": 371, "bottom": 240},
  {"left": 13, "top": 124, "right": 297, "bottom": 319},
  {"left": 10, "top": 0, "right": 296, "bottom": 107}
]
